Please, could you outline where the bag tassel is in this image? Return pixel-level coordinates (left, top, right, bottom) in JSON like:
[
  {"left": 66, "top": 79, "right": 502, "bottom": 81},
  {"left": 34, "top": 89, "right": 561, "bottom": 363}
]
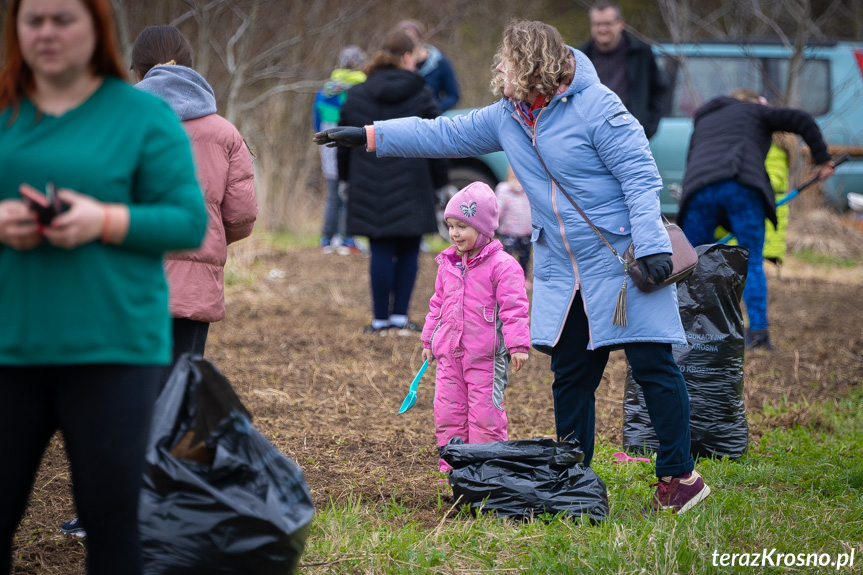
[{"left": 612, "top": 261, "right": 628, "bottom": 327}]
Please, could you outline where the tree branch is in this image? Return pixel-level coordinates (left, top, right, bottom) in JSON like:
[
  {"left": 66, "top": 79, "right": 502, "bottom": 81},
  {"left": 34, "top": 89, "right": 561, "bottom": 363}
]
[
  {"left": 749, "top": 0, "right": 792, "bottom": 45},
  {"left": 170, "top": 0, "right": 226, "bottom": 28},
  {"left": 238, "top": 80, "right": 324, "bottom": 112},
  {"left": 244, "top": 1, "right": 374, "bottom": 70}
]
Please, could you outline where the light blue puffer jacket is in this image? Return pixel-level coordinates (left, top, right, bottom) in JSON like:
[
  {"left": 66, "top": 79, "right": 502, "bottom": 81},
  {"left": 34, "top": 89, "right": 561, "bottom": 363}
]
[{"left": 375, "top": 48, "right": 685, "bottom": 352}]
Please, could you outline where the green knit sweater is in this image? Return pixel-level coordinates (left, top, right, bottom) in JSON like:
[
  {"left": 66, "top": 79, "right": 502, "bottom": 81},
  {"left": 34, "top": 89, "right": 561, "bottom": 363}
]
[{"left": 0, "top": 78, "right": 207, "bottom": 365}]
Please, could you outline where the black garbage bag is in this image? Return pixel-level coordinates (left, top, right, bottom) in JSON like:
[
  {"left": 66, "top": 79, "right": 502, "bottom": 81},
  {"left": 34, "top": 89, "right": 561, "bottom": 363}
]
[
  {"left": 140, "top": 355, "right": 315, "bottom": 575},
  {"left": 440, "top": 437, "right": 608, "bottom": 522},
  {"left": 623, "top": 244, "right": 750, "bottom": 459}
]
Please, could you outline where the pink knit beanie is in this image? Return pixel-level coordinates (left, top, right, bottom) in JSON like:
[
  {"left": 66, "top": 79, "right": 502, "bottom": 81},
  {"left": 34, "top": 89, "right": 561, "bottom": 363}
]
[{"left": 444, "top": 182, "right": 499, "bottom": 239}]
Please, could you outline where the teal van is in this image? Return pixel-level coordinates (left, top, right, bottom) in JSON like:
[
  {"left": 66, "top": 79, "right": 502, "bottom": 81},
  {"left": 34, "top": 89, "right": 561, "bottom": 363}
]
[{"left": 445, "top": 40, "right": 863, "bottom": 217}]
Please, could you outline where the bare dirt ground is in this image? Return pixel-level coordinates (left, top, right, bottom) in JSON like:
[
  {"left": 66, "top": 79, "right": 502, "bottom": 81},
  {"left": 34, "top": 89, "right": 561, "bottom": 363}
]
[{"left": 10, "top": 211, "right": 863, "bottom": 574}]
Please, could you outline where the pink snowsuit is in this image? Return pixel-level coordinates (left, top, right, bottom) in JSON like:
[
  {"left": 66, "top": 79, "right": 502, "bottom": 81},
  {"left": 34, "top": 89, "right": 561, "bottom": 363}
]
[{"left": 421, "top": 240, "right": 531, "bottom": 472}]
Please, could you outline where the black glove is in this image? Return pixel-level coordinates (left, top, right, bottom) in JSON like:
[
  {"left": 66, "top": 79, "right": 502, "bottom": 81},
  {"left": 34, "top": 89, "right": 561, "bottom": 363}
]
[
  {"left": 312, "top": 126, "right": 367, "bottom": 148},
  {"left": 637, "top": 252, "right": 673, "bottom": 285}
]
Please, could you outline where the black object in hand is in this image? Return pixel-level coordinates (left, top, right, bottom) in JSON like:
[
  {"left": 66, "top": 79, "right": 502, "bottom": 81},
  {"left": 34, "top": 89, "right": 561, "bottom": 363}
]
[
  {"left": 312, "top": 126, "right": 366, "bottom": 148},
  {"left": 20, "top": 182, "right": 68, "bottom": 225},
  {"left": 637, "top": 252, "right": 673, "bottom": 285}
]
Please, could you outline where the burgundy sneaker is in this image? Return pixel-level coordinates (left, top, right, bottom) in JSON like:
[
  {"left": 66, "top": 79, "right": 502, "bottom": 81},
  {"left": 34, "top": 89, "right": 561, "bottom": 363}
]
[{"left": 649, "top": 470, "right": 711, "bottom": 514}]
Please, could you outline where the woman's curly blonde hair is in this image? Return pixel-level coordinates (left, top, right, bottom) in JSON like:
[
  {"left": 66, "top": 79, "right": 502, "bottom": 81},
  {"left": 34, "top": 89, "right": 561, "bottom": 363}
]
[{"left": 490, "top": 20, "right": 575, "bottom": 102}]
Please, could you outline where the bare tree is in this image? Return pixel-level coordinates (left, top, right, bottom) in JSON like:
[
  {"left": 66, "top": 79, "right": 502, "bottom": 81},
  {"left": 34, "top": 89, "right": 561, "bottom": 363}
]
[
  {"left": 653, "top": 0, "right": 854, "bottom": 109},
  {"left": 102, "top": 0, "right": 862, "bottom": 232},
  {"left": 169, "top": 0, "right": 234, "bottom": 80},
  {"left": 149, "top": 0, "right": 374, "bottom": 131}
]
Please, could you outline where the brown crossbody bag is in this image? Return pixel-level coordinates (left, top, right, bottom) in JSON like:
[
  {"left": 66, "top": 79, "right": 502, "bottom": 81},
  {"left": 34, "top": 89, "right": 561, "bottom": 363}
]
[{"left": 532, "top": 148, "right": 697, "bottom": 326}]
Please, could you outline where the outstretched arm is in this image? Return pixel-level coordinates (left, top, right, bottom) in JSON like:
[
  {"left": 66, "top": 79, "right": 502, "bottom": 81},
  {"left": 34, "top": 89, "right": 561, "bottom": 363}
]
[
  {"left": 313, "top": 103, "right": 506, "bottom": 160},
  {"left": 764, "top": 107, "right": 832, "bottom": 169},
  {"left": 313, "top": 126, "right": 367, "bottom": 148}
]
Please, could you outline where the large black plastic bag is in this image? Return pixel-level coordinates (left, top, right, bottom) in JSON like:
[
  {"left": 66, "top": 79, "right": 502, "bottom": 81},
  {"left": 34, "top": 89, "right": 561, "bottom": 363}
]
[
  {"left": 440, "top": 437, "right": 608, "bottom": 522},
  {"left": 623, "top": 244, "right": 750, "bottom": 459},
  {"left": 140, "top": 355, "right": 315, "bottom": 574}
]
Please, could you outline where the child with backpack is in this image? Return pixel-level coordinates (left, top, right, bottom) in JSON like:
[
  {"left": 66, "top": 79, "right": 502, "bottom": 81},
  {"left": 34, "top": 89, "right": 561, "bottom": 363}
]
[{"left": 420, "top": 182, "right": 531, "bottom": 474}]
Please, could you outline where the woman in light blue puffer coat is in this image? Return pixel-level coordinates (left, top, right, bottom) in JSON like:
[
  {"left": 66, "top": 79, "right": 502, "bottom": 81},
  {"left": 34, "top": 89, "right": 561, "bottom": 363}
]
[{"left": 315, "top": 21, "right": 710, "bottom": 514}]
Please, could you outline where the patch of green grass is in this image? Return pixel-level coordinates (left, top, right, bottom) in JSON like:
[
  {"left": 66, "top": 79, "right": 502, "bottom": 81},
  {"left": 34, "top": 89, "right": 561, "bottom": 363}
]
[
  {"left": 424, "top": 234, "right": 450, "bottom": 254},
  {"left": 300, "top": 392, "right": 863, "bottom": 574},
  {"left": 223, "top": 231, "right": 320, "bottom": 287},
  {"left": 793, "top": 249, "right": 858, "bottom": 268},
  {"left": 255, "top": 230, "right": 319, "bottom": 251}
]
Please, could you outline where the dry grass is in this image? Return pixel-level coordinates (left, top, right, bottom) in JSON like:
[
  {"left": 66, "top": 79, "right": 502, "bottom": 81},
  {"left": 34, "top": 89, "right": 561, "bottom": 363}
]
[
  {"left": 10, "top": 212, "right": 863, "bottom": 573},
  {"left": 788, "top": 207, "right": 863, "bottom": 260}
]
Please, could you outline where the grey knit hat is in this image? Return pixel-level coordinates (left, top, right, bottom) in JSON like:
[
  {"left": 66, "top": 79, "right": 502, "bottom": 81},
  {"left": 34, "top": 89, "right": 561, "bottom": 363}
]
[{"left": 338, "top": 45, "right": 367, "bottom": 69}]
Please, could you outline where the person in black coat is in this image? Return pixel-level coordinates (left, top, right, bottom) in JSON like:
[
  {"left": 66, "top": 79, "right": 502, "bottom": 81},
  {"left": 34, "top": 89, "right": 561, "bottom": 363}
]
[
  {"left": 678, "top": 94, "right": 835, "bottom": 350},
  {"left": 337, "top": 28, "right": 448, "bottom": 334},
  {"left": 579, "top": 2, "right": 666, "bottom": 140}
]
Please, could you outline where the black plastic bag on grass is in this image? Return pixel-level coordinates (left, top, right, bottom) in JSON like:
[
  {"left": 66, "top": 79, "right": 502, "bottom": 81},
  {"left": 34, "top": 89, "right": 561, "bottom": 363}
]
[
  {"left": 440, "top": 437, "right": 608, "bottom": 522},
  {"left": 623, "top": 244, "right": 750, "bottom": 459},
  {"left": 140, "top": 354, "right": 314, "bottom": 575}
]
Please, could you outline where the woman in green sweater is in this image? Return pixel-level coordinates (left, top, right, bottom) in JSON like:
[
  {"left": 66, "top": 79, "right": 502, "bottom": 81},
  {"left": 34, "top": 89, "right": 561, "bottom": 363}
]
[{"left": 0, "top": 0, "right": 207, "bottom": 573}]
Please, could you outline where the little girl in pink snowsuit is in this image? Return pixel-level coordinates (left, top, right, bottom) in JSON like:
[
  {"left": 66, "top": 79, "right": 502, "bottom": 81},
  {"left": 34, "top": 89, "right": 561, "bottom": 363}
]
[{"left": 421, "top": 182, "right": 531, "bottom": 473}]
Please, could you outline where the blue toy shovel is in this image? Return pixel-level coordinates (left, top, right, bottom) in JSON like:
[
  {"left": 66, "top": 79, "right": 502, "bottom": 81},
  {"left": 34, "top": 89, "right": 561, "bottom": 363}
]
[
  {"left": 398, "top": 360, "right": 429, "bottom": 414},
  {"left": 717, "top": 153, "right": 850, "bottom": 245}
]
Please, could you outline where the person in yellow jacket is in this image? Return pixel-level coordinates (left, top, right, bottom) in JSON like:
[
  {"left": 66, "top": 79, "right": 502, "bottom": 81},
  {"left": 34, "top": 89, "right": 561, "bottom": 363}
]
[
  {"left": 763, "top": 134, "right": 795, "bottom": 263},
  {"left": 314, "top": 46, "right": 368, "bottom": 254}
]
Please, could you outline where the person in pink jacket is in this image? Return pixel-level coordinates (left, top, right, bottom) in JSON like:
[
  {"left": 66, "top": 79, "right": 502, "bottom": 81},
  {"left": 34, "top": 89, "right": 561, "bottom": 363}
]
[
  {"left": 495, "top": 165, "right": 533, "bottom": 287},
  {"left": 60, "top": 24, "right": 259, "bottom": 541},
  {"left": 130, "top": 25, "right": 258, "bottom": 380},
  {"left": 421, "top": 182, "right": 530, "bottom": 474}
]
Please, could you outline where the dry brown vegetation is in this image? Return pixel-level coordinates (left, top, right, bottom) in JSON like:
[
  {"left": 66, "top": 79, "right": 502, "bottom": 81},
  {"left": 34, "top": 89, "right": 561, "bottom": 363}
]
[
  {"left": 4, "top": 2, "right": 863, "bottom": 571},
  {"left": 0, "top": 0, "right": 850, "bottom": 236},
  {"left": 10, "top": 207, "right": 863, "bottom": 574}
]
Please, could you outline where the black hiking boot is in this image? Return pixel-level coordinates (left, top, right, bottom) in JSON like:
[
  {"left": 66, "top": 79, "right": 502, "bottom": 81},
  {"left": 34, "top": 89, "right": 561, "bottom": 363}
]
[{"left": 745, "top": 329, "right": 774, "bottom": 351}]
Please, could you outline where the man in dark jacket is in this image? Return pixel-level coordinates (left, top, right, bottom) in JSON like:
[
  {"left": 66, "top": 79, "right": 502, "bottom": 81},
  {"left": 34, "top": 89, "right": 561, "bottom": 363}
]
[
  {"left": 580, "top": 1, "right": 666, "bottom": 139},
  {"left": 678, "top": 95, "right": 835, "bottom": 350}
]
